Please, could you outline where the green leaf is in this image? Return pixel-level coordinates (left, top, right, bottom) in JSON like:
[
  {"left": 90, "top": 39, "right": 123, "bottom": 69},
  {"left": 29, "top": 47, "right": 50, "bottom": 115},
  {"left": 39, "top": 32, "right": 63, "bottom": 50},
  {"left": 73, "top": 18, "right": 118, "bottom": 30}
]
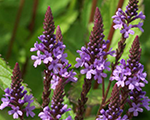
[
  {"left": 81, "top": 0, "right": 92, "bottom": 27},
  {"left": 86, "top": 89, "right": 102, "bottom": 106},
  {"left": 0, "top": 109, "right": 13, "bottom": 120},
  {"left": 68, "top": 75, "right": 84, "bottom": 104},
  {"left": 101, "top": 0, "right": 119, "bottom": 40},
  {"left": 85, "top": 116, "right": 95, "bottom": 120},
  {"left": 54, "top": 10, "right": 78, "bottom": 34},
  {"left": 64, "top": 21, "right": 86, "bottom": 55},
  {"left": 0, "top": 57, "right": 12, "bottom": 90},
  {"left": 65, "top": 50, "right": 77, "bottom": 66}
]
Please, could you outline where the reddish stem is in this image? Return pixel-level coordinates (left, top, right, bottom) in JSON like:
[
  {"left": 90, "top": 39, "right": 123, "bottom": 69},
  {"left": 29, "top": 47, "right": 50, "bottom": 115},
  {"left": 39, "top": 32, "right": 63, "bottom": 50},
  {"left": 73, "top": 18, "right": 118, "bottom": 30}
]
[
  {"left": 89, "top": 0, "right": 98, "bottom": 23},
  {"left": 6, "top": 0, "right": 25, "bottom": 60},
  {"left": 21, "top": 0, "right": 39, "bottom": 78}
]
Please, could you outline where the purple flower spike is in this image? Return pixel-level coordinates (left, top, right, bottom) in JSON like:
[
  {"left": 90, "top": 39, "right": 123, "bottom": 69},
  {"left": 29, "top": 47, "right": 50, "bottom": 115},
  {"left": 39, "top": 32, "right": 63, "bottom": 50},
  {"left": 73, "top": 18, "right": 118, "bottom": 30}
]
[
  {"left": 111, "top": 36, "right": 147, "bottom": 90},
  {"left": 111, "top": 36, "right": 150, "bottom": 119},
  {"left": 0, "top": 63, "right": 35, "bottom": 119},
  {"left": 30, "top": 6, "right": 77, "bottom": 108},
  {"left": 76, "top": 7, "right": 114, "bottom": 83},
  {"left": 75, "top": 7, "right": 114, "bottom": 120},
  {"left": 112, "top": 0, "right": 145, "bottom": 38}
]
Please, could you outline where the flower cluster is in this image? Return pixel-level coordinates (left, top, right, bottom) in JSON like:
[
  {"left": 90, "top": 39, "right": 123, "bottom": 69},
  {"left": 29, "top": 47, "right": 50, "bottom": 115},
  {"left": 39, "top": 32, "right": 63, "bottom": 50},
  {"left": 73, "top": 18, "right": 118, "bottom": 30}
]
[
  {"left": 75, "top": 7, "right": 114, "bottom": 84},
  {"left": 112, "top": 0, "right": 145, "bottom": 38},
  {"left": 110, "top": 59, "right": 147, "bottom": 91},
  {"left": 30, "top": 7, "right": 77, "bottom": 90},
  {"left": 0, "top": 63, "right": 35, "bottom": 119},
  {"left": 31, "top": 33, "right": 77, "bottom": 89}
]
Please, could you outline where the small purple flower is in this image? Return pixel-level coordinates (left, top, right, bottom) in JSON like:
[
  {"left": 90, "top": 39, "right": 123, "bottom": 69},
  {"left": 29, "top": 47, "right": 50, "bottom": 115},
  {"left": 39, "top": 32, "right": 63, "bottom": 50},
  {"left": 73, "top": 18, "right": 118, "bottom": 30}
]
[
  {"left": 65, "top": 70, "right": 78, "bottom": 83},
  {"left": 75, "top": 47, "right": 91, "bottom": 68},
  {"left": 25, "top": 104, "right": 35, "bottom": 117},
  {"left": 134, "top": 11, "right": 146, "bottom": 20},
  {"left": 94, "top": 70, "right": 107, "bottom": 83},
  {"left": 75, "top": 58, "right": 84, "bottom": 68},
  {"left": 38, "top": 106, "right": 52, "bottom": 120},
  {"left": 23, "top": 94, "right": 34, "bottom": 104},
  {"left": 30, "top": 41, "right": 45, "bottom": 52},
  {"left": 112, "top": 8, "right": 125, "bottom": 29},
  {"left": 125, "top": 77, "right": 139, "bottom": 90},
  {"left": 38, "top": 35, "right": 47, "bottom": 42},
  {"left": 53, "top": 47, "right": 63, "bottom": 59},
  {"left": 116, "top": 75, "right": 126, "bottom": 87},
  {"left": 80, "top": 63, "right": 96, "bottom": 79},
  {"left": 31, "top": 51, "right": 45, "bottom": 67},
  {"left": 133, "top": 22, "right": 144, "bottom": 32},
  {"left": 0, "top": 97, "right": 10, "bottom": 110},
  {"left": 128, "top": 103, "right": 143, "bottom": 116},
  {"left": 96, "top": 114, "right": 107, "bottom": 120},
  {"left": 141, "top": 96, "right": 150, "bottom": 111},
  {"left": 116, "top": 115, "right": 128, "bottom": 120},
  {"left": 43, "top": 51, "right": 53, "bottom": 64},
  {"left": 110, "top": 59, "right": 131, "bottom": 82},
  {"left": 136, "top": 64, "right": 148, "bottom": 84},
  {"left": 120, "top": 25, "right": 134, "bottom": 38},
  {"left": 8, "top": 106, "right": 23, "bottom": 119},
  {"left": 60, "top": 104, "right": 71, "bottom": 113},
  {"left": 51, "top": 75, "right": 59, "bottom": 89},
  {"left": 61, "top": 53, "right": 68, "bottom": 63},
  {"left": 48, "top": 59, "right": 62, "bottom": 74},
  {"left": 94, "top": 59, "right": 110, "bottom": 71}
]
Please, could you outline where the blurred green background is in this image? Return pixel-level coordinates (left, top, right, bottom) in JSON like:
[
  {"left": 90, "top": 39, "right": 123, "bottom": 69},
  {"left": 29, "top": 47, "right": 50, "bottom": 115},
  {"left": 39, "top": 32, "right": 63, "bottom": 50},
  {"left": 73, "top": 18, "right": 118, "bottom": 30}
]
[{"left": 0, "top": 0, "right": 150, "bottom": 119}]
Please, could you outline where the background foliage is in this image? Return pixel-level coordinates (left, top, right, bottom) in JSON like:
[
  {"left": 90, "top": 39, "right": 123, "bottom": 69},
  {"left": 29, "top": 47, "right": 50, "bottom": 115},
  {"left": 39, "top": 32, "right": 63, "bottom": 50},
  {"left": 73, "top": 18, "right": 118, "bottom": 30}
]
[{"left": 0, "top": 0, "right": 150, "bottom": 119}]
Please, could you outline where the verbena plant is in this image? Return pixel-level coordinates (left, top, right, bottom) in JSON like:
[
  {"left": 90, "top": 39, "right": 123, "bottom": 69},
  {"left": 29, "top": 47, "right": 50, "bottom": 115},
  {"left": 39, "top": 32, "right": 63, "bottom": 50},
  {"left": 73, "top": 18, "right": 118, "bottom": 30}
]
[{"left": 0, "top": 0, "right": 150, "bottom": 120}]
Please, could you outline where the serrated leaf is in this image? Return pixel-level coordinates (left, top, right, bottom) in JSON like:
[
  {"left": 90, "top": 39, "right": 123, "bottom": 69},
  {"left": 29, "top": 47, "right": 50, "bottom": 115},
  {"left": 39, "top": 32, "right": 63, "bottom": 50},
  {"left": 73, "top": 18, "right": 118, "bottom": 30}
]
[{"left": 0, "top": 57, "right": 12, "bottom": 90}]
